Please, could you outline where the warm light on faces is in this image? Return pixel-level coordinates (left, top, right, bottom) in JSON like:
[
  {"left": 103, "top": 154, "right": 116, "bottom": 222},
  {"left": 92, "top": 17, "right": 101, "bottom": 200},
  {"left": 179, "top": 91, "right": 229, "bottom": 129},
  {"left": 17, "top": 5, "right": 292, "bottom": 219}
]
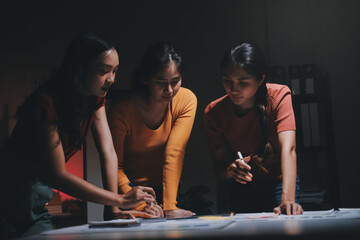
[
  {"left": 147, "top": 61, "right": 182, "bottom": 103},
  {"left": 83, "top": 48, "right": 119, "bottom": 98},
  {"left": 222, "top": 65, "right": 264, "bottom": 109}
]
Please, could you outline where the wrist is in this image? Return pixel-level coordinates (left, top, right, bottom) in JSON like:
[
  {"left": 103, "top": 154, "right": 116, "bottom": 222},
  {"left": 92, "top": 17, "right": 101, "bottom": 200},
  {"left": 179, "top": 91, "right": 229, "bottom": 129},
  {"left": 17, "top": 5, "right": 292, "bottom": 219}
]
[
  {"left": 116, "top": 195, "right": 124, "bottom": 209},
  {"left": 281, "top": 193, "right": 295, "bottom": 203}
]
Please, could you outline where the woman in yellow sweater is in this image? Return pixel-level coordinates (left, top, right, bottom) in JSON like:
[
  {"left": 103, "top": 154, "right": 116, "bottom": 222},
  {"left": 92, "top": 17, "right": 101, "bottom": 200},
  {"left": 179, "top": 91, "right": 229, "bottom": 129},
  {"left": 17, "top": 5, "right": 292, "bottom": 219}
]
[{"left": 108, "top": 42, "right": 197, "bottom": 218}]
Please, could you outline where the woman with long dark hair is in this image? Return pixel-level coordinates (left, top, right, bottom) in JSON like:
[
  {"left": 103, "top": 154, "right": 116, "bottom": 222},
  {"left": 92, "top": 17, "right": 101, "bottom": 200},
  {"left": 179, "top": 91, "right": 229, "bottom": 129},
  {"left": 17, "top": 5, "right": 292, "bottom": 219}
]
[
  {"left": 108, "top": 42, "right": 197, "bottom": 218},
  {"left": 204, "top": 43, "right": 303, "bottom": 215},
  {"left": 0, "top": 32, "right": 156, "bottom": 238}
]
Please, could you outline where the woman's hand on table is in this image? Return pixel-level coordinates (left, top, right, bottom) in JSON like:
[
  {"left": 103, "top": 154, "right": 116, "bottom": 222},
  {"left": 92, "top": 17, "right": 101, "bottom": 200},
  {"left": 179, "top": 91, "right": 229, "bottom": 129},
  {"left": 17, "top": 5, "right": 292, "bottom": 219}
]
[
  {"left": 164, "top": 208, "right": 194, "bottom": 219},
  {"left": 143, "top": 202, "right": 164, "bottom": 218},
  {"left": 120, "top": 186, "right": 156, "bottom": 209},
  {"left": 104, "top": 206, "right": 154, "bottom": 220},
  {"left": 273, "top": 201, "right": 303, "bottom": 215}
]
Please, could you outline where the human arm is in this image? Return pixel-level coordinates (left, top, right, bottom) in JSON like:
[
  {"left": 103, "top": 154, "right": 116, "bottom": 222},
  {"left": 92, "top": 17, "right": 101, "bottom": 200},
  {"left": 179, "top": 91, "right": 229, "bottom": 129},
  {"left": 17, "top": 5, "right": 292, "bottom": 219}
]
[
  {"left": 107, "top": 100, "right": 163, "bottom": 217},
  {"left": 209, "top": 147, "right": 228, "bottom": 179},
  {"left": 107, "top": 101, "right": 133, "bottom": 194},
  {"left": 208, "top": 144, "right": 253, "bottom": 183},
  {"left": 38, "top": 118, "right": 155, "bottom": 211},
  {"left": 93, "top": 105, "right": 163, "bottom": 218},
  {"left": 163, "top": 89, "right": 197, "bottom": 217},
  {"left": 91, "top": 106, "right": 122, "bottom": 214},
  {"left": 273, "top": 130, "right": 303, "bottom": 215}
]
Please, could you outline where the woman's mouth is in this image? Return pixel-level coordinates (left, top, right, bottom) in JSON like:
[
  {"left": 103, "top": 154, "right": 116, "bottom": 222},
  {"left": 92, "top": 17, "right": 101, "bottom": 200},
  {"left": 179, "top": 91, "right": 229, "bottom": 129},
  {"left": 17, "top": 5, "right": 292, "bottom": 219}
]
[
  {"left": 162, "top": 95, "right": 172, "bottom": 100},
  {"left": 101, "top": 85, "right": 111, "bottom": 92},
  {"left": 231, "top": 95, "right": 242, "bottom": 100}
]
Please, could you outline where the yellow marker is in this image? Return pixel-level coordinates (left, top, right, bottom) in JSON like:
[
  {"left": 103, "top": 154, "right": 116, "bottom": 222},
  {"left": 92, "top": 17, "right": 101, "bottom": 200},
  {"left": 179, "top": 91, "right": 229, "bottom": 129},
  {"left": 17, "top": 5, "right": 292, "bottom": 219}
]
[{"left": 198, "top": 212, "right": 234, "bottom": 221}]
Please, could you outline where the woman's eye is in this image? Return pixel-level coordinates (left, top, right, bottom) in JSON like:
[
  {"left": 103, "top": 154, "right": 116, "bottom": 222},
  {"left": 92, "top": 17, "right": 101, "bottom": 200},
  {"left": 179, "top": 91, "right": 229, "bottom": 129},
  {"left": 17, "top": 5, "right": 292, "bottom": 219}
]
[
  {"left": 99, "top": 70, "right": 108, "bottom": 75},
  {"left": 222, "top": 79, "right": 232, "bottom": 85}
]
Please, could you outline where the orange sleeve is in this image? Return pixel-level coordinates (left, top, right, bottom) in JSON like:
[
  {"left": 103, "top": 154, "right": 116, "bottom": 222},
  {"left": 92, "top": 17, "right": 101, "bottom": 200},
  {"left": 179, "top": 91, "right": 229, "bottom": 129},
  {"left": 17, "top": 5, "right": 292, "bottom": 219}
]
[
  {"left": 270, "top": 85, "right": 296, "bottom": 133},
  {"left": 107, "top": 100, "right": 132, "bottom": 194},
  {"left": 133, "top": 202, "right": 147, "bottom": 211},
  {"left": 162, "top": 88, "right": 197, "bottom": 210}
]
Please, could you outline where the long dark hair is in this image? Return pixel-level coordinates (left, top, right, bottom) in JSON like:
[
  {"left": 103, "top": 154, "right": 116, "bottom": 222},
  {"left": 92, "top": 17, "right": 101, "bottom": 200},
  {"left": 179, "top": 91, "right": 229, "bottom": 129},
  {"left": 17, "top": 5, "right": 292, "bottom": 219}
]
[
  {"left": 131, "top": 41, "right": 182, "bottom": 92},
  {"left": 47, "top": 31, "right": 116, "bottom": 148},
  {"left": 221, "top": 42, "right": 273, "bottom": 170}
]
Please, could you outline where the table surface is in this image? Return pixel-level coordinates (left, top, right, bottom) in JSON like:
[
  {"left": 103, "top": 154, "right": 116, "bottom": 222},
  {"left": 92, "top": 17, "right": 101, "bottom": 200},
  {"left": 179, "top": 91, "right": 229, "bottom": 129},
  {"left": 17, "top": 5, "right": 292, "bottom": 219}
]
[{"left": 19, "top": 208, "right": 360, "bottom": 240}]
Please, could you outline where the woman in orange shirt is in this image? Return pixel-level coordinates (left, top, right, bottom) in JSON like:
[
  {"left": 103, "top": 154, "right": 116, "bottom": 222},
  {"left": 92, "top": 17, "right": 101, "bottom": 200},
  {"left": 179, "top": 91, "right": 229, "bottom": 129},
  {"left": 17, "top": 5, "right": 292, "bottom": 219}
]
[
  {"left": 204, "top": 43, "right": 303, "bottom": 215},
  {"left": 108, "top": 42, "right": 197, "bottom": 218},
  {"left": 0, "top": 32, "right": 155, "bottom": 239}
]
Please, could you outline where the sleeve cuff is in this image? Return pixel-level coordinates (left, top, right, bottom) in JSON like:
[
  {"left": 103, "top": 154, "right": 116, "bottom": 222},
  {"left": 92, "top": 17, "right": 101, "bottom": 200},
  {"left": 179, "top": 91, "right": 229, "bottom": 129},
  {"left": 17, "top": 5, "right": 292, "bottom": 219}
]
[{"left": 133, "top": 202, "right": 147, "bottom": 211}]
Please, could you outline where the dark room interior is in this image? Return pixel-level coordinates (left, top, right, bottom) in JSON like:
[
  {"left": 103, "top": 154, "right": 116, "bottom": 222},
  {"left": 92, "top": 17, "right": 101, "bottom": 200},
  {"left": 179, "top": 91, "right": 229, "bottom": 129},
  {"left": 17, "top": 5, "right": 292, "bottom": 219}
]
[{"left": 0, "top": 0, "right": 360, "bottom": 238}]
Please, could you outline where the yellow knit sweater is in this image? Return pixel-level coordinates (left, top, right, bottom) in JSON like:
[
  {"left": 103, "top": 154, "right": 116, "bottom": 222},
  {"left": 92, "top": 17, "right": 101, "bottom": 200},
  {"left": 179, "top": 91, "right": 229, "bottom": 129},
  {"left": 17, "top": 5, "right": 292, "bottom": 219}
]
[{"left": 108, "top": 87, "right": 197, "bottom": 210}]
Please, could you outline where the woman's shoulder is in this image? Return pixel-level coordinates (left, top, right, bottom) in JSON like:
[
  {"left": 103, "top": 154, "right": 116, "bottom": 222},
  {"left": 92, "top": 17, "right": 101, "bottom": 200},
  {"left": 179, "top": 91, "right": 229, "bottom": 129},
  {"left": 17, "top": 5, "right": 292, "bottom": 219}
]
[
  {"left": 204, "top": 94, "right": 229, "bottom": 115},
  {"left": 31, "top": 86, "right": 56, "bottom": 106},
  {"left": 174, "top": 87, "right": 197, "bottom": 102},
  {"left": 266, "top": 83, "right": 291, "bottom": 97},
  {"left": 266, "top": 83, "right": 292, "bottom": 110},
  {"left": 107, "top": 90, "right": 137, "bottom": 123},
  {"left": 16, "top": 86, "right": 59, "bottom": 122},
  {"left": 29, "top": 86, "right": 57, "bottom": 112},
  {"left": 172, "top": 87, "right": 197, "bottom": 110}
]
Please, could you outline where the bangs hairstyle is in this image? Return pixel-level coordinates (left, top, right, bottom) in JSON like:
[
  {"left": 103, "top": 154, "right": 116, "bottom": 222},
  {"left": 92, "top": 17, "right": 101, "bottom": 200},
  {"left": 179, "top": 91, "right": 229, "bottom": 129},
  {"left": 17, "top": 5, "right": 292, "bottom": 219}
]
[{"left": 131, "top": 41, "right": 182, "bottom": 91}]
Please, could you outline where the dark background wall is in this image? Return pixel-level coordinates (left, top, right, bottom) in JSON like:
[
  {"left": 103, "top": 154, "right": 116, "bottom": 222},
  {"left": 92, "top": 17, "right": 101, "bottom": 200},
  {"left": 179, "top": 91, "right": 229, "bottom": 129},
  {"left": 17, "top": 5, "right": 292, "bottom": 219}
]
[
  {"left": 266, "top": 0, "right": 360, "bottom": 207},
  {"left": 0, "top": 0, "right": 359, "bottom": 217}
]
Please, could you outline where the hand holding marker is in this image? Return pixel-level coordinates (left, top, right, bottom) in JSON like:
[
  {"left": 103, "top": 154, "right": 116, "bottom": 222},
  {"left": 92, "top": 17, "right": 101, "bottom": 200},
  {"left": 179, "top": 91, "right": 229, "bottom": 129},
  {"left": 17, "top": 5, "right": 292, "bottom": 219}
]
[
  {"left": 237, "top": 151, "right": 250, "bottom": 173},
  {"left": 233, "top": 151, "right": 253, "bottom": 184},
  {"left": 237, "top": 151, "right": 245, "bottom": 164}
]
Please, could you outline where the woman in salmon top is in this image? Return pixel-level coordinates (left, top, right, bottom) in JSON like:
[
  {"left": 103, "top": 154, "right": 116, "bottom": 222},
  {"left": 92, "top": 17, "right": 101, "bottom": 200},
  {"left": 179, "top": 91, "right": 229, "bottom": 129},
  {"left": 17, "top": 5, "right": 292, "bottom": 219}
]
[
  {"left": 0, "top": 32, "right": 156, "bottom": 239},
  {"left": 204, "top": 42, "right": 303, "bottom": 215},
  {"left": 108, "top": 42, "right": 197, "bottom": 218}
]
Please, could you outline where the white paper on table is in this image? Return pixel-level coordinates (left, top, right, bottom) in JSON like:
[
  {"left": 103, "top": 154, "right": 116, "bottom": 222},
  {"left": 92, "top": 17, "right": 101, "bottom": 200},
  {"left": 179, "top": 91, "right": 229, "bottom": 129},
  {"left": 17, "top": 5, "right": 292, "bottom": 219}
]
[
  {"left": 43, "top": 218, "right": 234, "bottom": 235},
  {"left": 234, "top": 209, "right": 336, "bottom": 222},
  {"left": 302, "top": 209, "right": 334, "bottom": 215},
  {"left": 234, "top": 212, "right": 279, "bottom": 220}
]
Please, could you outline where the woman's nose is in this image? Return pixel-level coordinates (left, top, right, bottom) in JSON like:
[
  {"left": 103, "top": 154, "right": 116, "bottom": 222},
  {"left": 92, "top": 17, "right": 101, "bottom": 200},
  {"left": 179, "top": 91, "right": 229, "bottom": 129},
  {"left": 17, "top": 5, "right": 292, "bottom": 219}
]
[
  {"left": 231, "top": 83, "right": 241, "bottom": 92},
  {"left": 165, "top": 84, "right": 173, "bottom": 94},
  {"left": 107, "top": 73, "right": 115, "bottom": 84}
]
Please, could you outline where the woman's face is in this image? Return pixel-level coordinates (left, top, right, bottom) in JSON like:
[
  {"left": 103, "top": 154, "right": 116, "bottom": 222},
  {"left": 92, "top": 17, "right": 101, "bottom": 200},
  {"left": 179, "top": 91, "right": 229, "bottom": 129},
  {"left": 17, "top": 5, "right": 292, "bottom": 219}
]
[
  {"left": 222, "top": 64, "right": 264, "bottom": 109},
  {"left": 146, "top": 61, "right": 182, "bottom": 103},
  {"left": 83, "top": 48, "right": 119, "bottom": 98}
]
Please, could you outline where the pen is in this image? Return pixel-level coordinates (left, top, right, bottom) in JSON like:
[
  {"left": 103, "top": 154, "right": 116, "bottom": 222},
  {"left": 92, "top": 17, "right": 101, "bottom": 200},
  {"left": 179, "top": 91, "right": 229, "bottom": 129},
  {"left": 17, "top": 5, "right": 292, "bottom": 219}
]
[
  {"left": 237, "top": 151, "right": 250, "bottom": 175},
  {"left": 128, "top": 182, "right": 136, "bottom": 187},
  {"left": 237, "top": 151, "right": 245, "bottom": 163}
]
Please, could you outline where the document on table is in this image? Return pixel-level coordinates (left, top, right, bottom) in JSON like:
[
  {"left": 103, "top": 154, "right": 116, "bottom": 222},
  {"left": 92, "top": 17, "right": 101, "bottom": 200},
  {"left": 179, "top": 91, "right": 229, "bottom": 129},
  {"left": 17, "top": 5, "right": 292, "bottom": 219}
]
[
  {"left": 42, "top": 209, "right": 360, "bottom": 235},
  {"left": 234, "top": 209, "right": 335, "bottom": 221},
  {"left": 234, "top": 209, "right": 360, "bottom": 221},
  {"left": 43, "top": 218, "right": 234, "bottom": 235}
]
